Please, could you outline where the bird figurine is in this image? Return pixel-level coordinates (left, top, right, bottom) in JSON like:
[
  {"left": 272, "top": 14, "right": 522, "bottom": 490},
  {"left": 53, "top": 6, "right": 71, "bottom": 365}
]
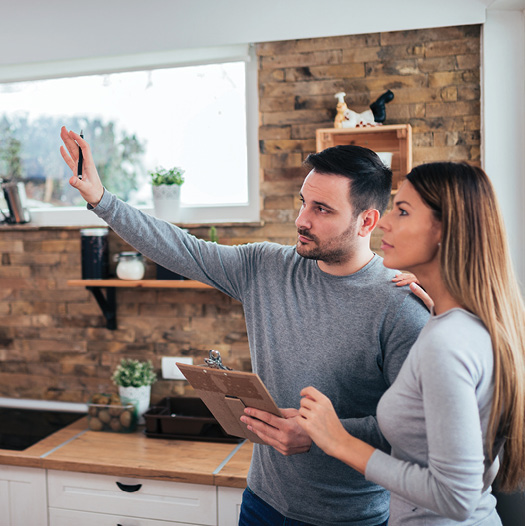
[{"left": 334, "top": 90, "right": 394, "bottom": 128}]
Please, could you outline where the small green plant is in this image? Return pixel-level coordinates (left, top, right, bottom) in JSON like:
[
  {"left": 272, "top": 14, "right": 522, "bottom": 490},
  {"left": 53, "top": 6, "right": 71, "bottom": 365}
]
[
  {"left": 209, "top": 226, "right": 219, "bottom": 243},
  {"left": 111, "top": 359, "right": 157, "bottom": 387},
  {"left": 150, "top": 166, "right": 185, "bottom": 186}
]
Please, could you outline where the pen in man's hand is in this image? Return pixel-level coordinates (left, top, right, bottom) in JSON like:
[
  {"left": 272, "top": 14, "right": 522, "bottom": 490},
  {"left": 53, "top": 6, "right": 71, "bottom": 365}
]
[{"left": 78, "top": 130, "right": 84, "bottom": 180}]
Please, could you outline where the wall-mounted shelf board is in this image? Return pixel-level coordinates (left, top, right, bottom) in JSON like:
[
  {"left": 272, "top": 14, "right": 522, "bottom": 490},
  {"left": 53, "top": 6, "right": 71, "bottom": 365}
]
[
  {"left": 67, "top": 279, "right": 213, "bottom": 289},
  {"left": 67, "top": 279, "right": 215, "bottom": 329}
]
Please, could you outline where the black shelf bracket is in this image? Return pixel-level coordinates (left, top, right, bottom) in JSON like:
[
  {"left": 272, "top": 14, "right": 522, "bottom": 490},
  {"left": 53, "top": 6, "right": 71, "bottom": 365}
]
[{"left": 87, "top": 286, "right": 117, "bottom": 330}]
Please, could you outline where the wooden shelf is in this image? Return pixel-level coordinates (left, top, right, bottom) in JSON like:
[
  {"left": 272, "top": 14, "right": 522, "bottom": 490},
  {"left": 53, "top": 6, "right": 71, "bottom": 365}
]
[
  {"left": 67, "top": 279, "right": 216, "bottom": 329},
  {"left": 316, "top": 124, "right": 412, "bottom": 190},
  {"left": 67, "top": 279, "right": 214, "bottom": 289}
]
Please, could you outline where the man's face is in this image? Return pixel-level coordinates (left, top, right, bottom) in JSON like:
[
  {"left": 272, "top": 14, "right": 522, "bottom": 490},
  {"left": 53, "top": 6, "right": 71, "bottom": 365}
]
[{"left": 295, "top": 170, "right": 360, "bottom": 265}]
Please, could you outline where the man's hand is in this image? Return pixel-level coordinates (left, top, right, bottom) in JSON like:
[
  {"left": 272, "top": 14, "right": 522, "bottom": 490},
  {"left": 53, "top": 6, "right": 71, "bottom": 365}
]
[
  {"left": 241, "top": 407, "right": 312, "bottom": 456},
  {"left": 59, "top": 126, "right": 105, "bottom": 207}
]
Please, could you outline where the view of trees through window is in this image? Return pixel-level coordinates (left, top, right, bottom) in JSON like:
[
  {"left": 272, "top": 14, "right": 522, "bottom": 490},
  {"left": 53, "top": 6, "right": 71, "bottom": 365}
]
[
  {"left": 0, "top": 61, "right": 248, "bottom": 211},
  {"left": 0, "top": 115, "right": 145, "bottom": 207}
]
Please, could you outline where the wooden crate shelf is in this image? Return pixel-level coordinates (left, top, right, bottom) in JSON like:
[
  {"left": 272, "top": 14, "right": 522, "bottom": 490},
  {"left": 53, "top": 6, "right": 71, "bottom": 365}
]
[{"left": 316, "top": 124, "right": 412, "bottom": 190}]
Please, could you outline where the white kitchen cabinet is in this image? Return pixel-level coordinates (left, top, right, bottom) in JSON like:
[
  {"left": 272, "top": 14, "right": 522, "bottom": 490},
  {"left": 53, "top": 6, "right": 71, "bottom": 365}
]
[
  {"left": 49, "top": 507, "right": 198, "bottom": 526},
  {"left": 218, "top": 486, "right": 243, "bottom": 526},
  {"left": 0, "top": 465, "right": 47, "bottom": 526},
  {"left": 48, "top": 470, "right": 217, "bottom": 526}
]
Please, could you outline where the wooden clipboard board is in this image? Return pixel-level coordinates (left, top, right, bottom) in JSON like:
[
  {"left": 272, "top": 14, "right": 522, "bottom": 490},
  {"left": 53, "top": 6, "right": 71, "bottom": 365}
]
[{"left": 176, "top": 363, "right": 282, "bottom": 444}]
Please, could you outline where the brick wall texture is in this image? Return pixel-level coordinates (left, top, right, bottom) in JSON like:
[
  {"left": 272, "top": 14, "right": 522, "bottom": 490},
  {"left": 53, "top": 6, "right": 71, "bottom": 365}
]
[{"left": 0, "top": 25, "right": 480, "bottom": 402}]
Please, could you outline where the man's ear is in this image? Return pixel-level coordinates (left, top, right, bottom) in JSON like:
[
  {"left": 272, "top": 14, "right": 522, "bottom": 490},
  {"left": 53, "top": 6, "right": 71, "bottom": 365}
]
[{"left": 358, "top": 209, "right": 380, "bottom": 237}]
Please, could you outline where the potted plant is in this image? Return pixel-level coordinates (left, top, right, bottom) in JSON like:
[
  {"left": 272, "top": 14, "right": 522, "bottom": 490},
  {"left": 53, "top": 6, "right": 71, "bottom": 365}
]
[
  {"left": 150, "top": 166, "right": 185, "bottom": 222},
  {"left": 112, "top": 358, "right": 157, "bottom": 423}
]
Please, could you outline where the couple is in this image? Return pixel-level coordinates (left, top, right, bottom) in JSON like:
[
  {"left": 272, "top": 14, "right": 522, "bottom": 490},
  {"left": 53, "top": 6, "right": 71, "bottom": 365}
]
[{"left": 61, "top": 127, "right": 525, "bottom": 526}]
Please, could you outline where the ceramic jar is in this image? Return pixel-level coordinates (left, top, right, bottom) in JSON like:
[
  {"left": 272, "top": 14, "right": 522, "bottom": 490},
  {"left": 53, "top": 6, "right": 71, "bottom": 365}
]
[{"left": 115, "top": 252, "right": 145, "bottom": 280}]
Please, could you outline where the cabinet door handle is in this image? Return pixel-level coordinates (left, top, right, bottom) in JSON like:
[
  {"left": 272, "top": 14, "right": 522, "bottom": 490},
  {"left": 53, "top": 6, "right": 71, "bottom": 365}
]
[{"left": 116, "top": 481, "right": 142, "bottom": 493}]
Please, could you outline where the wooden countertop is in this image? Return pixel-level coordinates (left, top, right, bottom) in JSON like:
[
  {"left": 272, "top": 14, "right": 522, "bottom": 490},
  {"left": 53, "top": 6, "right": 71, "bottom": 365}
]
[{"left": 0, "top": 417, "right": 252, "bottom": 488}]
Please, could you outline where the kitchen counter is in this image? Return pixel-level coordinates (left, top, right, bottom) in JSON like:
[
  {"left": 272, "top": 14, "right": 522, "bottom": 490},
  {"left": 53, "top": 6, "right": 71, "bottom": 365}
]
[{"left": 0, "top": 417, "right": 252, "bottom": 488}]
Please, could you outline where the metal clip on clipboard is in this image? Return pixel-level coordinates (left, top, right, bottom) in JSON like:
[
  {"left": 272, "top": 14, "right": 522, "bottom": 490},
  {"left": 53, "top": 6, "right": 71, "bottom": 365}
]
[{"left": 203, "top": 349, "right": 232, "bottom": 370}]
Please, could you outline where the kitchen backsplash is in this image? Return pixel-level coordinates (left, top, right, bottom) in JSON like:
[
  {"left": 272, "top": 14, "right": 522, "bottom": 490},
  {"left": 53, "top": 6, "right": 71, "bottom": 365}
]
[{"left": 0, "top": 25, "right": 480, "bottom": 403}]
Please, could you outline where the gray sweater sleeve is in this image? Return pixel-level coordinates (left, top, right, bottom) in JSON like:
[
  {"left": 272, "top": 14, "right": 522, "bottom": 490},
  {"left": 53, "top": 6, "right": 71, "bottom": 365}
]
[
  {"left": 90, "top": 189, "right": 249, "bottom": 300},
  {"left": 365, "top": 312, "right": 495, "bottom": 521}
]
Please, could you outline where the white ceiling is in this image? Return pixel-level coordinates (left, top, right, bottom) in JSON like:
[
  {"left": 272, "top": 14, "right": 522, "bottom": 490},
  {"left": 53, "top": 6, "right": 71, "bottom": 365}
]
[
  {"left": 486, "top": 0, "right": 525, "bottom": 8},
  {"left": 0, "top": 0, "right": 497, "bottom": 67}
]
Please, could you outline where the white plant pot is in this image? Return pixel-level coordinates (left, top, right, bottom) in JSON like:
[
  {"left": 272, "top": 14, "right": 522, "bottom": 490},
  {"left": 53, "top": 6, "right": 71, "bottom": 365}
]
[
  {"left": 118, "top": 385, "right": 151, "bottom": 425},
  {"left": 152, "top": 184, "right": 182, "bottom": 222}
]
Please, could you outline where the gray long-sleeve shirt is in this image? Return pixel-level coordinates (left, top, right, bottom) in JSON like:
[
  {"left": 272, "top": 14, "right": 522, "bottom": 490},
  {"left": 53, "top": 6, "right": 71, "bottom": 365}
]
[
  {"left": 366, "top": 308, "right": 504, "bottom": 525},
  {"left": 92, "top": 191, "right": 429, "bottom": 526}
]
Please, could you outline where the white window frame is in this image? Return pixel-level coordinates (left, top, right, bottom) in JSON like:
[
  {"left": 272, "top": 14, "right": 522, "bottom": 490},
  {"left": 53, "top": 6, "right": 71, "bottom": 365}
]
[{"left": 0, "top": 44, "right": 259, "bottom": 226}]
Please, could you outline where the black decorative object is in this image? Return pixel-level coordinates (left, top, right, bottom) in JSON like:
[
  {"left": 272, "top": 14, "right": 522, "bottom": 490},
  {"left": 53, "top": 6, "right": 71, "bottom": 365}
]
[
  {"left": 156, "top": 263, "right": 186, "bottom": 280},
  {"left": 370, "top": 90, "right": 394, "bottom": 123}
]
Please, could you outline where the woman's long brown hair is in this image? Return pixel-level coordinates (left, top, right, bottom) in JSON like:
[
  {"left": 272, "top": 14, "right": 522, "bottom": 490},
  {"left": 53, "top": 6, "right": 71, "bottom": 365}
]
[{"left": 407, "top": 162, "right": 525, "bottom": 491}]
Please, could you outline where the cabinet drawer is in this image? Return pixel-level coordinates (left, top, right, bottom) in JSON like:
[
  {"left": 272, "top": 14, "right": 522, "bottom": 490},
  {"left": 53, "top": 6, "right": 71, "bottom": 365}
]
[
  {"left": 48, "top": 470, "right": 216, "bottom": 525},
  {"left": 49, "top": 507, "right": 198, "bottom": 526}
]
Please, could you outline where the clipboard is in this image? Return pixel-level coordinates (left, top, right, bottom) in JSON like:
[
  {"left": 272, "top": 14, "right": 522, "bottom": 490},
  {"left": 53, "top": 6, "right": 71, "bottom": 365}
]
[{"left": 176, "top": 362, "right": 282, "bottom": 444}]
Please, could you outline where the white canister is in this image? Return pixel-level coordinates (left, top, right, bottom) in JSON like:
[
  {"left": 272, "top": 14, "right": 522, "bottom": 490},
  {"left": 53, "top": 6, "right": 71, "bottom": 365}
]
[{"left": 115, "top": 252, "right": 145, "bottom": 280}]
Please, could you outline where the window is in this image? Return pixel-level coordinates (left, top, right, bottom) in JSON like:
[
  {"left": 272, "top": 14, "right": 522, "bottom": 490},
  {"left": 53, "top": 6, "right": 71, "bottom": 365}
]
[{"left": 0, "top": 45, "right": 259, "bottom": 226}]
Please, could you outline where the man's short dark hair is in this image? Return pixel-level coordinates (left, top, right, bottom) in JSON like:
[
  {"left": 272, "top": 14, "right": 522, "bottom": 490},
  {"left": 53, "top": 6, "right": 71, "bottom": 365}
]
[{"left": 304, "top": 145, "right": 392, "bottom": 215}]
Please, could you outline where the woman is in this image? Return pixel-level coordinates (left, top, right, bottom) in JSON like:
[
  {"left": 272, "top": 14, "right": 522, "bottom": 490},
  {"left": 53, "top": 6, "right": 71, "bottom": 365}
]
[{"left": 298, "top": 162, "right": 525, "bottom": 525}]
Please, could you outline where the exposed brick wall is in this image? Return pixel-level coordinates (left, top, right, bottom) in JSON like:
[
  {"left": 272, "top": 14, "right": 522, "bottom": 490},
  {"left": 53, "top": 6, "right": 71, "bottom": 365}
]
[
  {"left": 258, "top": 23, "right": 480, "bottom": 272},
  {"left": 0, "top": 25, "right": 480, "bottom": 403}
]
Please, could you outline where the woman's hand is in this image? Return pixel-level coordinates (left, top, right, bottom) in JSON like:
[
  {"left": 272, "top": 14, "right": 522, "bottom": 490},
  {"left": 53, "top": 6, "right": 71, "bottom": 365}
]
[
  {"left": 298, "top": 386, "right": 377, "bottom": 475},
  {"left": 298, "top": 386, "right": 348, "bottom": 458},
  {"left": 393, "top": 272, "right": 434, "bottom": 310},
  {"left": 59, "top": 126, "right": 104, "bottom": 207},
  {"left": 409, "top": 282, "right": 434, "bottom": 310},
  {"left": 392, "top": 271, "right": 418, "bottom": 287}
]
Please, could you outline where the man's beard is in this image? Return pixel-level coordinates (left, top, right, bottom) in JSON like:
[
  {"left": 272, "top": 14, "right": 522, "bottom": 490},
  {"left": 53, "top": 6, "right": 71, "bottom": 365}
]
[{"left": 296, "top": 223, "right": 358, "bottom": 265}]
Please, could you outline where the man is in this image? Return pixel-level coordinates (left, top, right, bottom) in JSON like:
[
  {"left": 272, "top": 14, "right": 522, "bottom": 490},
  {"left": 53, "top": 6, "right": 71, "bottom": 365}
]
[{"left": 60, "top": 126, "right": 428, "bottom": 526}]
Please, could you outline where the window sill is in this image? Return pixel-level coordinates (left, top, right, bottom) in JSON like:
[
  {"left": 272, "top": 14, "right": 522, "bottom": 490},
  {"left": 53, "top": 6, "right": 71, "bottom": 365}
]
[
  {"left": 24, "top": 205, "right": 263, "bottom": 228},
  {"left": 0, "top": 216, "right": 264, "bottom": 231}
]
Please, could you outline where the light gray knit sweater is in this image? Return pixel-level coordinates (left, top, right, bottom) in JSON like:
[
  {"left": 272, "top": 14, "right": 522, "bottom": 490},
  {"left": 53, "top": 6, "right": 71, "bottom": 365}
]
[{"left": 366, "top": 308, "right": 504, "bottom": 525}]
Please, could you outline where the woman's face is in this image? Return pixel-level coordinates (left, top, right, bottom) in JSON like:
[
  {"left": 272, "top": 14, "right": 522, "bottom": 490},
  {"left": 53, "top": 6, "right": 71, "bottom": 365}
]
[{"left": 378, "top": 180, "right": 442, "bottom": 274}]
